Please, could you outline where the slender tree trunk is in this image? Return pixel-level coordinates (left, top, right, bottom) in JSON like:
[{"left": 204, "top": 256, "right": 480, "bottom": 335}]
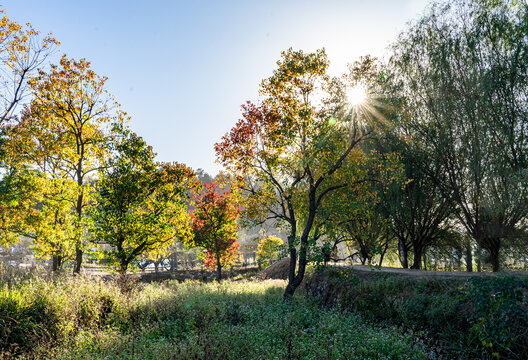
[
  {"left": 284, "top": 232, "right": 298, "bottom": 301},
  {"left": 378, "top": 243, "right": 387, "bottom": 267},
  {"left": 216, "top": 254, "right": 222, "bottom": 282},
  {"left": 73, "top": 161, "right": 84, "bottom": 274},
  {"left": 73, "top": 248, "right": 83, "bottom": 274},
  {"left": 476, "top": 244, "right": 482, "bottom": 272},
  {"left": 465, "top": 238, "right": 473, "bottom": 272}
]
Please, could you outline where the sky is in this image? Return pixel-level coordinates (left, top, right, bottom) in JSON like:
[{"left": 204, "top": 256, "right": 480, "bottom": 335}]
[{"left": 3, "top": 0, "right": 430, "bottom": 175}]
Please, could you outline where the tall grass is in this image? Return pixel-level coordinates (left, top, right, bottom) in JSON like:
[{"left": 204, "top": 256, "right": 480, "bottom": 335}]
[{"left": 1, "top": 273, "right": 430, "bottom": 360}]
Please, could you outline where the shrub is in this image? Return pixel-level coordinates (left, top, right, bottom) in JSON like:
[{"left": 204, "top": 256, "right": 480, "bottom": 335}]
[
  {"left": 465, "top": 276, "right": 528, "bottom": 359},
  {"left": 304, "top": 267, "right": 528, "bottom": 358}
]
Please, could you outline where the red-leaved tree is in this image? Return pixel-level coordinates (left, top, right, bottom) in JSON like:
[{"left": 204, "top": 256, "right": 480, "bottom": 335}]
[{"left": 186, "top": 181, "right": 240, "bottom": 281}]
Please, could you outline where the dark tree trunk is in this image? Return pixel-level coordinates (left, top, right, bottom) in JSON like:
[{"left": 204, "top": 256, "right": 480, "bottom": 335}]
[
  {"left": 52, "top": 254, "right": 62, "bottom": 272},
  {"left": 119, "top": 262, "right": 128, "bottom": 275},
  {"left": 398, "top": 240, "right": 409, "bottom": 268},
  {"left": 465, "top": 239, "right": 473, "bottom": 272},
  {"left": 216, "top": 254, "right": 222, "bottom": 282},
  {"left": 488, "top": 238, "right": 501, "bottom": 272},
  {"left": 476, "top": 244, "right": 482, "bottom": 272},
  {"left": 411, "top": 245, "right": 423, "bottom": 269},
  {"left": 73, "top": 248, "right": 83, "bottom": 274}
]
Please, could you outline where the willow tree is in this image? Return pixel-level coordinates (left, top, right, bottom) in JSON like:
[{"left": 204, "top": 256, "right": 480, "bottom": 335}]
[
  {"left": 388, "top": 0, "right": 528, "bottom": 271},
  {"left": 216, "top": 49, "right": 386, "bottom": 299}
]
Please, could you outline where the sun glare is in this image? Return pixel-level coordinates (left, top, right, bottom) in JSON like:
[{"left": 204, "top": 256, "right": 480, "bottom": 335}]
[{"left": 346, "top": 84, "right": 367, "bottom": 106}]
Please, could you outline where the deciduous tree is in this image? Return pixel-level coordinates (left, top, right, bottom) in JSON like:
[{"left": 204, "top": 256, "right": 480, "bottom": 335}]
[
  {"left": 185, "top": 181, "right": 240, "bottom": 281},
  {"left": 388, "top": 0, "right": 528, "bottom": 271},
  {"left": 8, "top": 55, "right": 128, "bottom": 273},
  {"left": 90, "top": 127, "right": 195, "bottom": 274},
  {"left": 216, "top": 49, "right": 386, "bottom": 299}
]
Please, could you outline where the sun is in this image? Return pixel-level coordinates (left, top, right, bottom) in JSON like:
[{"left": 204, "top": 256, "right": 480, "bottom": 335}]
[{"left": 346, "top": 84, "right": 367, "bottom": 106}]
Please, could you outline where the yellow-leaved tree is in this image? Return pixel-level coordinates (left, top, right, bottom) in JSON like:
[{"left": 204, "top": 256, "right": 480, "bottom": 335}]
[
  {"left": 6, "top": 55, "right": 127, "bottom": 273},
  {"left": 0, "top": 10, "right": 58, "bottom": 249}
]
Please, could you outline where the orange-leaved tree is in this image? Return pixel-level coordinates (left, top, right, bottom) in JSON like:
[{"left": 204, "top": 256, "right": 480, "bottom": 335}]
[
  {"left": 185, "top": 181, "right": 240, "bottom": 281},
  {"left": 216, "top": 49, "right": 386, "bottom": 299}
]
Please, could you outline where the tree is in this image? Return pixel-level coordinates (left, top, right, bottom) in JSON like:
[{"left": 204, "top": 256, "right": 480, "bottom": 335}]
[
  {"left": 89, "top": 127, "right": 195, "bottom": 274},
  {"left": 376, "top": 134, "right": 454, "bottom": 269},
  {"left": 216, "top": 49, "right": 387, "bottom": 299},
  {"left": 185, "top": 181, "right": 240, "bottom": 281},
  {"left": 314, "top": 147, "right": 402, "bottom": 267},
  {"left": 0, "top": 10, "right": 58, "bottom": 126},
  {"left": 8, "top": 55, "right": 127, "bottom": 273},
  {"left": 256, "top": 235, "right": 283, "bottom": 268},
  {"left": 0, "top": 10, "right": 58, "bottom": 249},
  {"left": 388, "top": 0, "right": 528, "bottom": 271}
]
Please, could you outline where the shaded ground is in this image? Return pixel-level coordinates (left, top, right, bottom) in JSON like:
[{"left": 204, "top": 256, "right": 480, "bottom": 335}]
[{"left": 84, "top": 265, "right": 260, "bottom": 282}]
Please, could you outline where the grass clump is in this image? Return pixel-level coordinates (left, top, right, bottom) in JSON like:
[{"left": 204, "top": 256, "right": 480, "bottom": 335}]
[{"left": 1, "top": 275, "right": 430, "bottom": 360}]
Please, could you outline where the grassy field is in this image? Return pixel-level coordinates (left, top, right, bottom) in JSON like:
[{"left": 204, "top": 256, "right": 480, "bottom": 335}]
[
  {"left": 1, "top": 272, "right": 429, "bottom": 360},
  {"left": 3, "top": 266, "right": 528, "bottom": 359}
]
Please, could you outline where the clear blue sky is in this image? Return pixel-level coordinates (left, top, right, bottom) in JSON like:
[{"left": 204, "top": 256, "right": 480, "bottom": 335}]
[{"left": 3, "top": 0, "right": 429, "bottom": 175}]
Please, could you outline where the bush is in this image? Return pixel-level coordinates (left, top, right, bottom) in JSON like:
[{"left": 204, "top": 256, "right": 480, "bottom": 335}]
[{"left": 465, "top": 276, "right": 528, "bottom": 359}]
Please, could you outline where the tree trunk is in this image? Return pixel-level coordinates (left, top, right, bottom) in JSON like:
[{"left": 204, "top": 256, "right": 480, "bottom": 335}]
[
  {"left": 216, "top": 254, "right": 222, "bottom": 282},
  {"left": 465, "top": 239, "right": 473, "bottom": 272},
  {"left": 73, "top": 248, "right": 83, "bottom": 274},
  {"left": 119, "top": 262, "right": 128, "bottom": 275},
  {"left": 488, "top": 238, "right": 501, "bottom": 272},
  {"left": 476, "top": 244, "right": 482, "bottom": 272},
  {"left": 52, "top": 254, "right": 62, "bottom": 272},
  {"left": 398, "top": 240, "right": 409, "bottom": 268},
  {"left": 411, "top": 245, "right": 423, "bottom": 269},
  {"left": 378, "top": 240, "right": 389, "bottom": 267}
]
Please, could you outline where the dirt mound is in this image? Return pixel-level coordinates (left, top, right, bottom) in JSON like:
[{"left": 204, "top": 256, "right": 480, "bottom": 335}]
[{"left": 257, "top": 257, "right": 291, "bottom": 280}]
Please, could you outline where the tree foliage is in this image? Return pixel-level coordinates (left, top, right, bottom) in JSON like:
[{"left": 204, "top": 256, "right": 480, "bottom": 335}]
[
  {"left": 4, "top": 55, "right": 128, "bottom": 272},
  {"left": 90, "top": 127, "right": 195, "bottom": 274},
  {"left": 184, "top": 181, "right": 240, "bottom": 281},
  {"left": 388, "top": 0, "right": 528, "bottom": 271},
  {"left": 216, "top": 48, "right": 394, "bottom": 298},
  {"left": 256, "top": 235, "right": 283, "bottom": 268}
]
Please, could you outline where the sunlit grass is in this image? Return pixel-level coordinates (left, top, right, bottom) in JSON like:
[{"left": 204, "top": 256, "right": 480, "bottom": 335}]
[{"left": 2, "top": 276, "right": 429, "bottom": 360}]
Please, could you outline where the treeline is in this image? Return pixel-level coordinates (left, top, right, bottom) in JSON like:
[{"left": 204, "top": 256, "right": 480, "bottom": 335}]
[{"left": 1, "top": 0, "right": 528, "bottom": 290}]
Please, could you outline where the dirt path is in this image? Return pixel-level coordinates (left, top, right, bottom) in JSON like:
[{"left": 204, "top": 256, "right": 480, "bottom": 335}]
[{"left": 348, "top": 265, "right": 528, "bottom": 278}]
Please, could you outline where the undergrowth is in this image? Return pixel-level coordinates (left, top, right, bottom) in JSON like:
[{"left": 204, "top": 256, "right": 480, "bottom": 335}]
[
  {"left": 1, "top": 274, "right": 429, "bottom": 360},
  {"left": 305, "top": 267, "right": 528, "bottom": 359}
]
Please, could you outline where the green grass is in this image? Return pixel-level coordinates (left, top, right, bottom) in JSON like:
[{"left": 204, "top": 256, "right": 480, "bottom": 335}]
[
  {"left": 305, "top": 266, "right": 528, "bottom": 359},
  {"left": 1, "top": 275, "right": 429, "bottom": 360}
]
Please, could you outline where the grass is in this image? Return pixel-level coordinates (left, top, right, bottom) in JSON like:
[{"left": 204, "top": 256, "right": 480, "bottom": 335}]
[
  {"left": 1, "top": 272, "right": 430, "bottom": 360},
  {"left": 305, "top": 266, "right": 528, "bottom": 359}
]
